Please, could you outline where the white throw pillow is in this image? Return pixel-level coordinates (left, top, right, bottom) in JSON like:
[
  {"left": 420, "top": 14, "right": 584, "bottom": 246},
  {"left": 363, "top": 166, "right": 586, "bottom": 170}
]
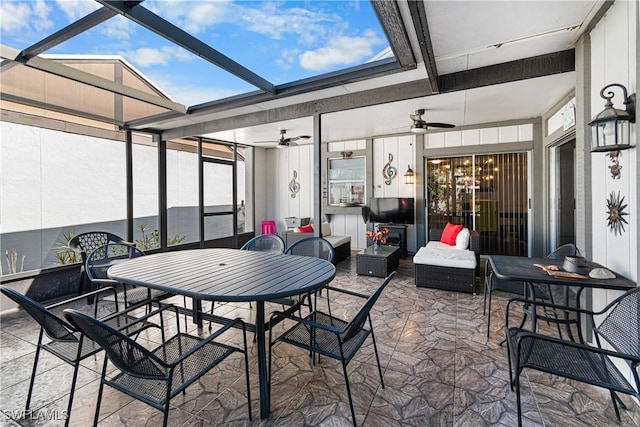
[{"left": 455, "top": 228, "right": 470, "bottom": 250}]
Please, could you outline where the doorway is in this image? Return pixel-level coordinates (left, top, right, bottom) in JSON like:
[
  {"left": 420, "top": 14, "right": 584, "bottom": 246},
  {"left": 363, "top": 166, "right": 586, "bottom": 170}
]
[
  {"left": 425, "top": 152, "right": 529, "bottom": 256},
  {"left": 553, "top": 139, "right": 576, "bottom": 248}
]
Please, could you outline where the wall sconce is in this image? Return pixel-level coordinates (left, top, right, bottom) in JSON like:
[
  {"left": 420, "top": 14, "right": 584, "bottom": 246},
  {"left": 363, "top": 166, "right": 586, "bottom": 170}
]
[
  {"left": 404, "top": 165, "right": 415, "bottom": 184},
  {"left": 588, "top": 83, "right": 636, "bottom": 152}
]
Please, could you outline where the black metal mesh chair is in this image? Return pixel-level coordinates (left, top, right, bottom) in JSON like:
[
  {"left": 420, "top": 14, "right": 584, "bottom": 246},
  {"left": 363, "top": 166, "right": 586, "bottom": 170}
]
[
  {"left": 269, "top": 271, "right": 395, "bottom": 427},
  {"left": 241, "top": 233, "right": 286, "bottom": 253},
  {"left": 285, "top": 236, "right": 335, "bottom": 303},
  {"left": 0, "top": 286, "right": 158, "bottom": 427},
  {"left": 85, "top": 242, "right": 170, "bottom": 309},
  {"left": 69, "top": 231, "right": 131, "bottom": 295},
  {"left": 506, "top": 286, "right": 640, "bottom": 426},
  {"left": 484, "top": 243, "right": 581, "bottom": 338},
  {"left": 285, "top": 236, "right": 335, "bottom": 261},
  {"left": 208, "top": 234, "right": 286, "bottom": 327},
  {"left": 64, "top": 306, "right": 252, "bottom": 427}
]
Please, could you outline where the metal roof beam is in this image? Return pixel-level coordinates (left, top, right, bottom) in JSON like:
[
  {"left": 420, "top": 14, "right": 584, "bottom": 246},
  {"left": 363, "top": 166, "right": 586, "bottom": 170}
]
[
  {"left": 407, "top": 0, "right": 439, "bottom": 94},
  {"left": 2, "top": 93, "right": 124, "bottom": 126},
  {"left": 371, "top": 1, "right": 416, "bottom": 67},
  {"left": 438, "top": 49, "right": 575, "bottom": 93},
  {"left": 125, "top": 59, "right": 404, "bottom": 129},
  {"left": 1, "top": 45, "right": 186, "bottom": 113},
  {"left": 20, "top": 7, "right": 117, "bottom": 60},
  {"left": 159, "top": 79, "right": 432, "bottom": 140},
  {"left": 98, "top": 1, "right": 277, "bottom": 94}
]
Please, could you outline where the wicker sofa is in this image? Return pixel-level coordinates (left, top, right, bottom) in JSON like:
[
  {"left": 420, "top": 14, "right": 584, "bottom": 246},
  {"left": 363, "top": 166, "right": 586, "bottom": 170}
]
[
  {"left": 413, "top": 228, "right": 480, "bottom": 294},
  {"left": 280, "top": 222, "right": 351, "bottom": 264}
]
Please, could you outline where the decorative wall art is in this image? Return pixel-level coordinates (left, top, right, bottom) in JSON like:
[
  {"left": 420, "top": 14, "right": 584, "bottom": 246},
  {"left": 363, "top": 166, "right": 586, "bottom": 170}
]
[
  {"left": 607, "top": 151, "right": 622, "bottom": 179},
  {"left": 289, "top": 170, "right": 300, "bottom": 198},
  {"left": 382, "top": 153, "right": 397, "bottom": 185},
  {"left": 606, "top": 191, "right": 628, "bottom": 236}
]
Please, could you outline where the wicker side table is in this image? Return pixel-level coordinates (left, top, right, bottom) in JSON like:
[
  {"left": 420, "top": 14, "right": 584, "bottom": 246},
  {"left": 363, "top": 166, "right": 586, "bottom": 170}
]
[{"left": 357, "top": 245, "right": 400, "bottom": 277}]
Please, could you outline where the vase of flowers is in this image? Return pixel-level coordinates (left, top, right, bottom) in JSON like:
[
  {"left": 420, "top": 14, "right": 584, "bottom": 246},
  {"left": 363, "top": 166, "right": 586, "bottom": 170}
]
[{"left": 365, "top": 225, "right": 389, "bottom": 249}]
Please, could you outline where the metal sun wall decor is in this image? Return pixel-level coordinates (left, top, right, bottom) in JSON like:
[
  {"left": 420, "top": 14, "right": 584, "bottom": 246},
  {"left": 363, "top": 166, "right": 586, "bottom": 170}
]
[
  {"left": 607, "top": 151, "right": 622, "bottom": 179},
  {"left": 382, "top": 153, "right": 397, "bottom": 185},
  {"left": 289, "top": 170, "right": 300, "bottom": 198},
  {"left": 606, "top": 191, "right": 628, "bottom": 236}
]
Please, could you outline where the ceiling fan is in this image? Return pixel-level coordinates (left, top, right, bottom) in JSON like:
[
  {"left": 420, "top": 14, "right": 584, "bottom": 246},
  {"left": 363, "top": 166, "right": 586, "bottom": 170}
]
[
  {"left": 409, "top": 109, "right": 455, "bottom": 134},
  {"left": 254, "top": 129, "right": 311, "bottom": 147}
]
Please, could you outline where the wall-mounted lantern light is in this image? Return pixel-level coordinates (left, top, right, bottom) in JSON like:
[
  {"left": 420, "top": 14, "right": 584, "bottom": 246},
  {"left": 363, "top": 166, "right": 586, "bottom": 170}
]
[
  {"left": 588, "top": 83, "right": 636, "bottom": 152},
  {"left": 404, "top": 165, "right": 415, "bottom": 184}
]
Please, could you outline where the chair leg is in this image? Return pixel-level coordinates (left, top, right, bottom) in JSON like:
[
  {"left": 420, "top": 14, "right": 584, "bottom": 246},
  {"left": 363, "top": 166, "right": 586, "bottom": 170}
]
[
  {"left": 63, "top": 360, "right": 83, "bottom": 427},
  {"left": 610, "top": 389, "right": 622, "bottom": 420},
  {"left": 515, "top": 371, "right": 523, "bottom": 427},
  {"left": 369, "top": 323, "right": 385, "bottom": 388},
  {"left": 25, "top": 338, "right": 43, "bottom": 411},
  {"left": 341, "top": 360, "right": 357, "bottom": 427},
  {"left": 486, "top": 288, "right": 493, "bottom": 338},
  {"left": 242, "top": 325, "right": 252, "bottom": 420},
  {"left": 483, "top": 279, "right": 489, "bottom": 315},
  {"left": 93, "top": 358, "right": 108, "bottom": 427}
]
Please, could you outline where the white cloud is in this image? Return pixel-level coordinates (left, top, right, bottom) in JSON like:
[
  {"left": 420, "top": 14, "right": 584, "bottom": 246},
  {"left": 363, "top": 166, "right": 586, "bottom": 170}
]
[
  {"left": 0, "top": 2, "right": 31, "bottom": 32},
  {"left": 144, "top": 71, "right": 245, "bottom": 106},
  {"left": 54, "top": 0, "right": 100, "bottom": 22},
  {"left": 146, "top": 0, "right": 231, "bottom": 34},
  {"left": 276, "top": 48, "right": 300, "bottom": 71},
  {"left": 33, "top": 0, "right": 54, "bottom": 32},
  {"left": 239, "top": 4, "right": 335, "bottom": 45},
  {"left": 299, "top": 30, "right": 383, "bottom": 72},
  {"left": 101, "top": 15, "right": 137, "bottom": 41},
  {"left": 0, "top": 0, "right": 54, "bottom": 33},
  {"left": 124, "top": 46, "right": 195, "bottom": 67}
]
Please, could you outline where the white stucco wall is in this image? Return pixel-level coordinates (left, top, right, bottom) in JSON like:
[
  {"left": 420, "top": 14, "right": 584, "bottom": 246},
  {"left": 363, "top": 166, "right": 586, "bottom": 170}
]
[{"left": 0, "top": 121, "right": 247, "bottom": 272}]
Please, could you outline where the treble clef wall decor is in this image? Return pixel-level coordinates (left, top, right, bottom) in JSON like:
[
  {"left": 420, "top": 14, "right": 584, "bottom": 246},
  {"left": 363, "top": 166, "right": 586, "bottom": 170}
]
[
  {"left": 382, "top": 153, "right": 397, "bottom": 185},
  {"left": 289, "top": 170, "right": 300, "bottom": 198}
]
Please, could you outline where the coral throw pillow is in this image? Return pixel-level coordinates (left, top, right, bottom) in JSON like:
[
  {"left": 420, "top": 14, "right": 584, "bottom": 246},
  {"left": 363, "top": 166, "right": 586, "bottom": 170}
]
[
  {"left": 296, "top": 224, "right": 314, "bottom": 233},
  {"left": 440, "top": 223, "right": 463, "bottom": 246}
]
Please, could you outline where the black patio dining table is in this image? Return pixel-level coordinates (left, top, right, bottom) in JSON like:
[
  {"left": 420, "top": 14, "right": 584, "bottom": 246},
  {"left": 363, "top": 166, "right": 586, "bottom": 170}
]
[
  {"left": 108, "top": 248, "right": 336, "bottom": 420},
  {"left": 489, "top": 255, "right": 636, "bottom": 340}
]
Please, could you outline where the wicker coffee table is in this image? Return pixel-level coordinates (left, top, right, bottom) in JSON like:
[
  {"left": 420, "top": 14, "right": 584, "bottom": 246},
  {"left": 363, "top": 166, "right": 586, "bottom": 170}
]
[{"left": 357, "top": 245, "right": 400, "bottom": 277}]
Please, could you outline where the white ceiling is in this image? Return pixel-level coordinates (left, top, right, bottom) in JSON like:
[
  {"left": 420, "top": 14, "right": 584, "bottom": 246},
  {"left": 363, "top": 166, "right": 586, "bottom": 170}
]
[{"left": 199, "top": 1, "right": 600, "bottom": 147}]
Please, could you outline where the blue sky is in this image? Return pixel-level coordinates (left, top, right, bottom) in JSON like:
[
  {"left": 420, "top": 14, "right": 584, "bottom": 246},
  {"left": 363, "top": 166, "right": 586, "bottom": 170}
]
[{"left": 1, "top": 0, "right": 390, "bottom": 106}]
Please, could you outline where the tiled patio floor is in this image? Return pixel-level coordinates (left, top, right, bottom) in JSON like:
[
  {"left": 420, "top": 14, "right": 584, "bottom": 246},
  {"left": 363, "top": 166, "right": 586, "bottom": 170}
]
[{"left": 1, "top": 255, "right": 638, "bottom": 426}]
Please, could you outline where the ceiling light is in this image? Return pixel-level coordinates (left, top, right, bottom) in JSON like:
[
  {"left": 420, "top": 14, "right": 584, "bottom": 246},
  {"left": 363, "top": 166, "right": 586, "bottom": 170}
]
[{"left": 410, "top": 122, "right": 428, "bottom": 134}]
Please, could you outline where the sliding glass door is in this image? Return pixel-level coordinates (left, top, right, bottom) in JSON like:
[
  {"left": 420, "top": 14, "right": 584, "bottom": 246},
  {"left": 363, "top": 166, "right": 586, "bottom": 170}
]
[{"left": 426, "top": 152, "right": 529, "bottom": 256}]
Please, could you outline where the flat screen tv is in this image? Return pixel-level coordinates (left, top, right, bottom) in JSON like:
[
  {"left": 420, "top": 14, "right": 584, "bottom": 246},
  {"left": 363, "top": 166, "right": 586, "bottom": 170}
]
[{"left": 367, "top": 197, "right": 415, "bottom": 224}]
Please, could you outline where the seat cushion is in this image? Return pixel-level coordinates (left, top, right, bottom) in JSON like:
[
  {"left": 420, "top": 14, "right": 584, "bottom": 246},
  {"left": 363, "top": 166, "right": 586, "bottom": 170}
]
[
  {"left": 324, "top": 235, "right": 350, "bottom": 247},
  {"left": 413, "top": 242, "right": 476, "bottom": 269}
]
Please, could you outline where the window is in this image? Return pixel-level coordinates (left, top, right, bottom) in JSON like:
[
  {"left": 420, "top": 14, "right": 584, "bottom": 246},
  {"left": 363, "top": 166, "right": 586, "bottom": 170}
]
[{"left": 327, "top": 157, "right": 366, "bottom": 206}]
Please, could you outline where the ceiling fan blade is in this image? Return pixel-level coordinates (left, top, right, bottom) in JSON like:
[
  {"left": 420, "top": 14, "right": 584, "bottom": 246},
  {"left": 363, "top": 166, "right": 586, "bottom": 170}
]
[
  {"left": 287, "top": 135, "right": 311, "bottom": 142},
  {"left": 253, "top": 140, "right": 279, "bottom": 144},
  {"left": 425, "top": 122, "right": 455, "bottom": 128}
]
